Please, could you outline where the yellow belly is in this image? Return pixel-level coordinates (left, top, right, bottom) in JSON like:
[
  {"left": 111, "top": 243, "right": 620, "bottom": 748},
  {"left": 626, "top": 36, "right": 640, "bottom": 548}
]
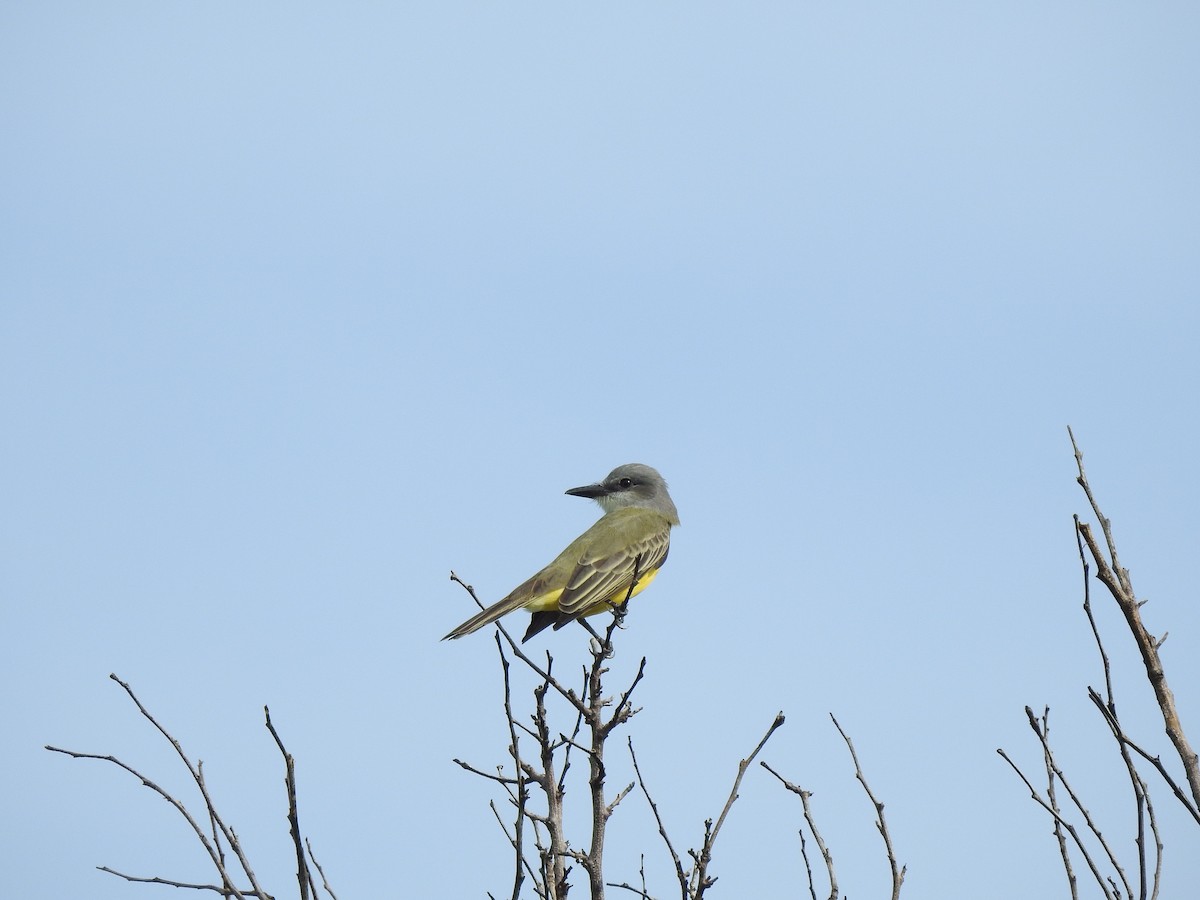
[{"left": 525, "top": 567, "right": 661, "bottom": 615}]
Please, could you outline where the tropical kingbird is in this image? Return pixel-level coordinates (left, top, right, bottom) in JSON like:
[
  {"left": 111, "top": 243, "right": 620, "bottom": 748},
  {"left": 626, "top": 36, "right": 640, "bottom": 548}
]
[{"left": 443, "top": 463, "right": 679, "bottom": 642}]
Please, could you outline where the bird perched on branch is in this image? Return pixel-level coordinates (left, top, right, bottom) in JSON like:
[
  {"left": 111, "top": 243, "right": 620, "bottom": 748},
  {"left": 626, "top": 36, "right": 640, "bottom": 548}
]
[{"left": 443, "top": 463, "right": 679, "bottom": 643}]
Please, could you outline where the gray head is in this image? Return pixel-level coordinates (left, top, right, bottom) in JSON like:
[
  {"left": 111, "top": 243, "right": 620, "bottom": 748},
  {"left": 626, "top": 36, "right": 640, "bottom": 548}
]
[{"left": 565, "top": 463, "right": 679, "bottom": 525}]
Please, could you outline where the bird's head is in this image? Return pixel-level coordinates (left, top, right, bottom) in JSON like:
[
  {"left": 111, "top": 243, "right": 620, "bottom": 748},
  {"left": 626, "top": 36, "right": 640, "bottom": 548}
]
[{"left": 566, "top": 463, "right": 679, "bottom": 525}]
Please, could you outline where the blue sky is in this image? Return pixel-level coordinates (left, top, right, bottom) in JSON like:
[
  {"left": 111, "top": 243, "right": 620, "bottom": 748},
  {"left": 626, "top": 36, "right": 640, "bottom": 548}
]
[{"left": 4, "top": 3, "right": 1200, "bottom": 898}]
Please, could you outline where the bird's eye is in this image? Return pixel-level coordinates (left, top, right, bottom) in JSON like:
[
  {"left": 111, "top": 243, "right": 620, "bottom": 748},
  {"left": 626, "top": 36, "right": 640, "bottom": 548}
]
[{"left": 619, "top": 477, "right": 633, "bottom": 488}]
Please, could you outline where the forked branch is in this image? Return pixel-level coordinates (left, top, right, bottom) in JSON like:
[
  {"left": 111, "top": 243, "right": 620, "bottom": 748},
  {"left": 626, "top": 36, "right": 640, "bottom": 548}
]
[
  {"left": 46, "top": 674, "right": 334, "bottom": 900},
  {"left": 1068, "top": 427, "right": 1200, "bottom": 810}
]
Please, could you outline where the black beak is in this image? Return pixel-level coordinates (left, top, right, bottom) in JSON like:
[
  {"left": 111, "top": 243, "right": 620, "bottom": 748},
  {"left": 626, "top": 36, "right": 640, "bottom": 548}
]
[{"left": 566, "top": 482, "right": 606, "bottom": 499}]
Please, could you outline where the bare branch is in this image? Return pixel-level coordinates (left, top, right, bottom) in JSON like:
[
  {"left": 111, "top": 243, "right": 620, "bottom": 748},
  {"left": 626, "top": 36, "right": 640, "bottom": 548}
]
[
  {"left": 532, "top": 678, "right": 569, "bottom": 898},
  {"left": 264, "top": 706, "right": 314, "bottom": 900},
  {"left": 47, "top": 675, "right": 339, "bottom": 900},
  {"left": 1068, "top": 427, "right": 1200, "bottom": 810},
  {"left": 629, "top": 737, "right": 688, "bottom": 898},
  {"left": 830, "top": 715, "right": 904, "bottom": 900},
  {"left": 1083, "top": 689, "right": 1200, "bottom": 826},
  {"left": 1036, "top": 707, "right": 1078, "bottom": 900},
  {"left": 305, "top": 839, "right": 340, "bottom": 900},
  {"left": 109, "top": 674, "right": 269, "bottom": 899},
  {"left": 451, "top": 572, "right": 587, "bottom": 715},
  {"left": 1025, "top": 707, "right": 1132, "bottom": 898},
  {"left": 603, "top": 854, "right": 653, "bottom": 900},
  {"left": 760, "top": 761, "right": 837, "bottom": 900},
  {"left": 44, "top": 744, "right": 250, "bottom": 900},
  {"left": 997, "top": 747, "right": 1118, "bottom": 900},
  {"left": 95, "top": 867, "right": 270, "bottom": 897},
  {"left": 453, "top": 757, "right": 522, "bottom": 785},
  {"left": 495, "top": 634, "right": 530, "bottom": 900},
  {"left": 581, "top": 603, "right": 640, "bottom": 899},
  {"left": 603, "top": 658, "right": 648, "bottom": 740},
  {"left": 691, "top": 713, "right": 786, "bottom": 899}
]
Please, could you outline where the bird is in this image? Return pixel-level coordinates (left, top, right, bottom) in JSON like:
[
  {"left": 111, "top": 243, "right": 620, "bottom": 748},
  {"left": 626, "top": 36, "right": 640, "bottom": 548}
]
[{"left": 443, "top": 463, "right": 679, "bottom": 642}]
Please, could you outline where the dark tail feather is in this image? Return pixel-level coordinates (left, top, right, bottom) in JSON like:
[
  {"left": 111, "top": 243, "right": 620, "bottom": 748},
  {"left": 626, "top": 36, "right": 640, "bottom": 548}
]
[{"left": 522, "top": 611, "right": 563, "bottom": 642}]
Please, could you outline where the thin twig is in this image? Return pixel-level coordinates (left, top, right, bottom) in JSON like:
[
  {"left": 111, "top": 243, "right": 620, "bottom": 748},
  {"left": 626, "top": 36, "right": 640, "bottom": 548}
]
[
  {"left": 830, "top": 715, "right": 904, "bottom": 900},
  {"left": 604, "top": 658, "right": 648, "bottom": 739},
  {"left": 46, "top": 741, "right": 250, "bottom": 899},
  {"left": 494, "top": 634, "right": 530, "bottom": 900},
  {"left": 1036, "top": 708, "right": 1078, "bottom": 900},
  {"left": 107, "top": 674, "right": 269, "bottom": 900},
  {"left": 629, "top": 738, "right": 688, "bottom": 898},
  {"left": 451, "top": 572, "right": 587, "bottom": 715},
  {"left": 1084, "top": 695, "right": 1200, "bottom": 827},
  {"left": 1023, "top": 707, "right": 1132, "bottom": 898},
  {"left": 691, "top": 713, "right": 786, "bottom": 899},
  {"left": 305, "top": 839, "right": 340, "bottom": 900},
  {"left": 997, "top": 748, "right": 1118, "bottom": 900},
  {"left": 95, "top": 867, "right": 270, "bottom": 897},
  {"left": 264, "top": 707, "right": 312, "bottom": 900},
  {"left": 760, "top": 761, "right": 837, "bottom": 900},
  {"left": 453, "top": 758, "right": 521, "bottom": 785}
]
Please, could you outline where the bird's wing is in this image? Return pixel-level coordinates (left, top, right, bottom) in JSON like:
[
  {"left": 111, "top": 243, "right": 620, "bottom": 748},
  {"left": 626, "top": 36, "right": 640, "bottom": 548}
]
[{"left": 555, "top": 510, "right": 672, "bottom": 619}]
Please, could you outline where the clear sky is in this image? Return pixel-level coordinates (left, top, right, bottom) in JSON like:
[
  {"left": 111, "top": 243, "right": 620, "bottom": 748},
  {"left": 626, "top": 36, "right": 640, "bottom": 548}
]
[{"left": 4, "top": 4, "right": 1199, "bottom": 898}]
